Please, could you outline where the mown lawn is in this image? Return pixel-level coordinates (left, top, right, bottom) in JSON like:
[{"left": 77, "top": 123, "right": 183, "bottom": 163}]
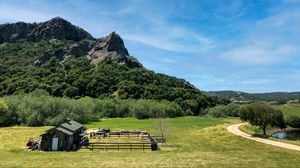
[{"left": 1, "top": 117, "right": 300, "bottom": 167}]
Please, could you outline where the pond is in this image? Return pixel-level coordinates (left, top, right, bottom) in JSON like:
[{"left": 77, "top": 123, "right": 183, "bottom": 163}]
[{"left": 272, "top": 130, "right": 300, "bottom": 141}]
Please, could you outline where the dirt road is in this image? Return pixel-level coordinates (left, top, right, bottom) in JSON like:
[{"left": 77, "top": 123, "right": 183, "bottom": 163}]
[{"left": 227, "top": 123, "right": 300, "bottom": 151}]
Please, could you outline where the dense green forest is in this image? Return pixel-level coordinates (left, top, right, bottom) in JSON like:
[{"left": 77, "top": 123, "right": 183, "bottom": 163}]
[
  {"left": 0, "top": 40, "right": 228, "bottom": 126},
  {"left": 0, "top": 18, "right": 230, "bottom": 126},
  {"left": 0, "top": 40, "right": 228, "bottom": 117}
]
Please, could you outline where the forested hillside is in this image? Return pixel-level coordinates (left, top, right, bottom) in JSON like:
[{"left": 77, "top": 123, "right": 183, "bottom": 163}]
[
  {"left": 208, "top": 90, "right": 300, "bottom": 103},
  {"left": 0, "top": 17, "right": 229, "bottom": 125}
]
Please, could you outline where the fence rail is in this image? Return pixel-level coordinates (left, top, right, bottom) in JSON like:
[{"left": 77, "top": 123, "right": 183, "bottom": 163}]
[
  {"left": 82, "top": 142, "right": 157, "bottom": 151},
  {"left": 90, "top": 131, "right": 149, "bottom": 139},
  {"left": 85, "top": 130, "right": 164, "bottom": 151}
]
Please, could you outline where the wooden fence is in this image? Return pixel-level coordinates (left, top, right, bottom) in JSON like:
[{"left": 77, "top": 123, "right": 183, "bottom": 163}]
[
  {"left": 90, "top": 131, "right": 149, "bottom": 139},
  {"left": 85, "top": 129, "right": 164, "bottom": 151},
  {"left": 82, "top": 141, "right": 158, "bottom": 151},
  {"left": 151, "top": 136, "right": 166, "bottom": 144}
]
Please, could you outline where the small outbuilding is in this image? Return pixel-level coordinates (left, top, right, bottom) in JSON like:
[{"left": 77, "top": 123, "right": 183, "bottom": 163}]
[{"left": 40, "top": 119, "right": 86, "bottom": 151}]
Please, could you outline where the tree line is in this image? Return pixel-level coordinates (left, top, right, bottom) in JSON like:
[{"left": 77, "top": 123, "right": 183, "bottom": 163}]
[{"left": 0, "top": 90, "right": 185, "bottom": 126}]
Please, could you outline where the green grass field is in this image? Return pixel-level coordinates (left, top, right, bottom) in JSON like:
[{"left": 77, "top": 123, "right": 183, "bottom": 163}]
[
  {"left": 274, "top": 104, "right": 300, "bottom": 118},
  {"left": 1, "top": 117, "right": 300, "bottom": 167}
]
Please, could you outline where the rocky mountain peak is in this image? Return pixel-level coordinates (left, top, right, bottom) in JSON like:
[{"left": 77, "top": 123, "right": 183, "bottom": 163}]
[
  {"left": 29, "top": 17, "right": 94, "bottom": 42},
  {"left": 0, "top": 17, "right": 94, "bottom": 43},
  {"left": 0, "top": 17, "right": 142, "bottom": 68}
]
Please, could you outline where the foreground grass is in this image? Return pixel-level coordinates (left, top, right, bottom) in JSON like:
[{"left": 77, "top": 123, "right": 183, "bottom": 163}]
[{"left": 1, "top": 117, "right": 300, "bottom": 167}]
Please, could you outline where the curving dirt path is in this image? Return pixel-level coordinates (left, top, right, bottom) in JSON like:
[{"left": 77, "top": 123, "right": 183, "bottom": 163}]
[{"left": 227, "top": 123, "right": 300, "bottom": 151}]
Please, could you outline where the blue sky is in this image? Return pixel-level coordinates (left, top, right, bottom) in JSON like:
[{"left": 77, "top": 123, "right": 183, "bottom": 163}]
[{"left": 0, "top": 0, "right": 299, "bottom": 93}]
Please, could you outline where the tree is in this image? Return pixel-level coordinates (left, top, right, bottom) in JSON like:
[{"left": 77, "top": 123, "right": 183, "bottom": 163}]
[
  {"left": 0, "top": 99, "right": 9, "bottom": 126},
  {"left": 63, "top": 85, "right": 79, "bottom": 98},
  {"left": 286, "top": 115, "right": 300, "bottom": 128},
  {"left": 239, "top": 102, "right": 286, "bottom": 136},
  {"left": 154, "top": 113, "right": 168, "bottom": 138},
  {"left": 207, "top": 103, "right": 239, "bottom": 118}
]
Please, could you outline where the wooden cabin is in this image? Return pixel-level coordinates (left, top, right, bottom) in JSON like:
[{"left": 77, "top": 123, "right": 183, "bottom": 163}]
[{"left": 40, "top": 119, "right": 86, "bottom": 151}]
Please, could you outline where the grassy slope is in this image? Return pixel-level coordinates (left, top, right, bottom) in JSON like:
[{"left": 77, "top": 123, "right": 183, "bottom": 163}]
[{"left": 1, "top": 117, "right": 300, "bottom": 167}]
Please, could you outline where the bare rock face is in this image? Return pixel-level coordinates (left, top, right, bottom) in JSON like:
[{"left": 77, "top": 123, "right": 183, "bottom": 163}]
[
  {"left": 28, "top": 17, "right": 94, "bottom": 42},
  {"left": 87, "top": 32, "right": 128, "bottom": 63},
  {"left": 86, "top": 32, "right": 142, "bottom": 68}
]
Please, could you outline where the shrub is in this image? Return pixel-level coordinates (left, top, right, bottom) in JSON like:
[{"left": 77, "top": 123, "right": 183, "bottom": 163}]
[
  {"left": 2, "top": 92, "right": 185, "bottom": 126},
  {"left": 286, "top": 115, "right": 300, "bottom": 128},
  {"left": 226, "top": 103, "right": 240, "bottom": 117},
  {"left": 208, "top": 105, "right": 228, "bottom": 118},
  {"left": 208, "top": 103, "right": 239, "bottom": 118},
  {"left": 0, "top": 99, "right": 9, "bottom": 126}
]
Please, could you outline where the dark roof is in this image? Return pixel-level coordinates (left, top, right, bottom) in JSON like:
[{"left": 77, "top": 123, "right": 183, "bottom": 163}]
[
  {"left": 60, "top": 123, "right": 79, "bottom": 132},
  {"left": 56, "top": 127, "right": 73, "bottom": 135},
  {"left": 68, "top": 120, "right": 86, "bottom": 129},
  {"left": 42, "top": 119, "right": 85, "bottom": 136}
]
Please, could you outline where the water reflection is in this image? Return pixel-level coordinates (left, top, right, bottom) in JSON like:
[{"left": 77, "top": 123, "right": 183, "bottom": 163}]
[{"left": 272, "top": 131, "right": 300, "bottom": 141}]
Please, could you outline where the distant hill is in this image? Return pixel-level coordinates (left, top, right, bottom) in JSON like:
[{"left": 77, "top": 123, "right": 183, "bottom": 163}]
[
  {"left": 208, "top": 90, "right": 300, "bottom": 103},
  {"left": 0, "top": 17, "right": 228, "bottom": 116}
]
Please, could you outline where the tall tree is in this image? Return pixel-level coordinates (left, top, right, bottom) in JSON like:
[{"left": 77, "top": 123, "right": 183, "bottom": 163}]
[{"left": 239, "top": 102, "right": 286, "bottom": 136}]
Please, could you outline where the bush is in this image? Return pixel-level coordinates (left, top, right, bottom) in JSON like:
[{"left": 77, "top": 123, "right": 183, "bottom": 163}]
[
  {"left": 3, "top": 94, "right": 99, "bottom": 126},
  {"left": 2, "top": 92, "right": 185, "bottom": 126},
  {"left": 207, "top": 103, "right": 239, "bottom": 118},
  {"left": 226, "top": 103, "right": 239, "bottom": 117},
  {"left": 208, "top": 105, "right": 228, "bottom": 118},
  {"left": 0, "top": 99, "right": 9, "bottom": 126},
  {"left": 286, "top": 115, "right": 300, "bottom": 128}
]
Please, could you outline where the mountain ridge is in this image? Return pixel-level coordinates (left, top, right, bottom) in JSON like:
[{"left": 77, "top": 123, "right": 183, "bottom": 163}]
[
  {"left": 207, "top": 90, "right": 300, "bottom": 103},
  {"left": 0, "top": 17, "right": 142, "bottom": 68}
]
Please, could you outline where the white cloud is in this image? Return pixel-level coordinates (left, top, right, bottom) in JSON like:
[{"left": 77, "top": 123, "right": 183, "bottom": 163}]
[
  {"left": 123, "top": 24, "right": 215, "bottom": 53},
  {"left": 221, "top": 44, "right": 296, "bottom": 64},
  {"left": 220, "top": 10, "right": 300, "bottom": 65}
]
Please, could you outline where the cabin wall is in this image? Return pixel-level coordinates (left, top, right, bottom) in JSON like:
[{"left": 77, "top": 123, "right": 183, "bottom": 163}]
[
  {"left": 41, "top": 130, "right": 82, "bottom": 151},
  {"left": 41, "top": 134, "right": 52, "bottom": 151}
]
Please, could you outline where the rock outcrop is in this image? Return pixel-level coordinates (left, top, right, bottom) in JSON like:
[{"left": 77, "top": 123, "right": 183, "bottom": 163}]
[
  {"left": 28, "top": 17, "right": 94, "bottom": 42},
  {"left": 0, "top": 22, "right": 36, "bottom": 43},
  {"left": 0, "top": 17, "right": 93, "bottom": 43},
  {"left": 86, "top": 32, "right": 142, "bottom": 68}
]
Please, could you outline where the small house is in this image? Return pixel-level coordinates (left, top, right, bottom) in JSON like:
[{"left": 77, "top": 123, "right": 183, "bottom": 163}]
[{"left": 40, "top": 119, "right": 86, "bottom": 151}]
